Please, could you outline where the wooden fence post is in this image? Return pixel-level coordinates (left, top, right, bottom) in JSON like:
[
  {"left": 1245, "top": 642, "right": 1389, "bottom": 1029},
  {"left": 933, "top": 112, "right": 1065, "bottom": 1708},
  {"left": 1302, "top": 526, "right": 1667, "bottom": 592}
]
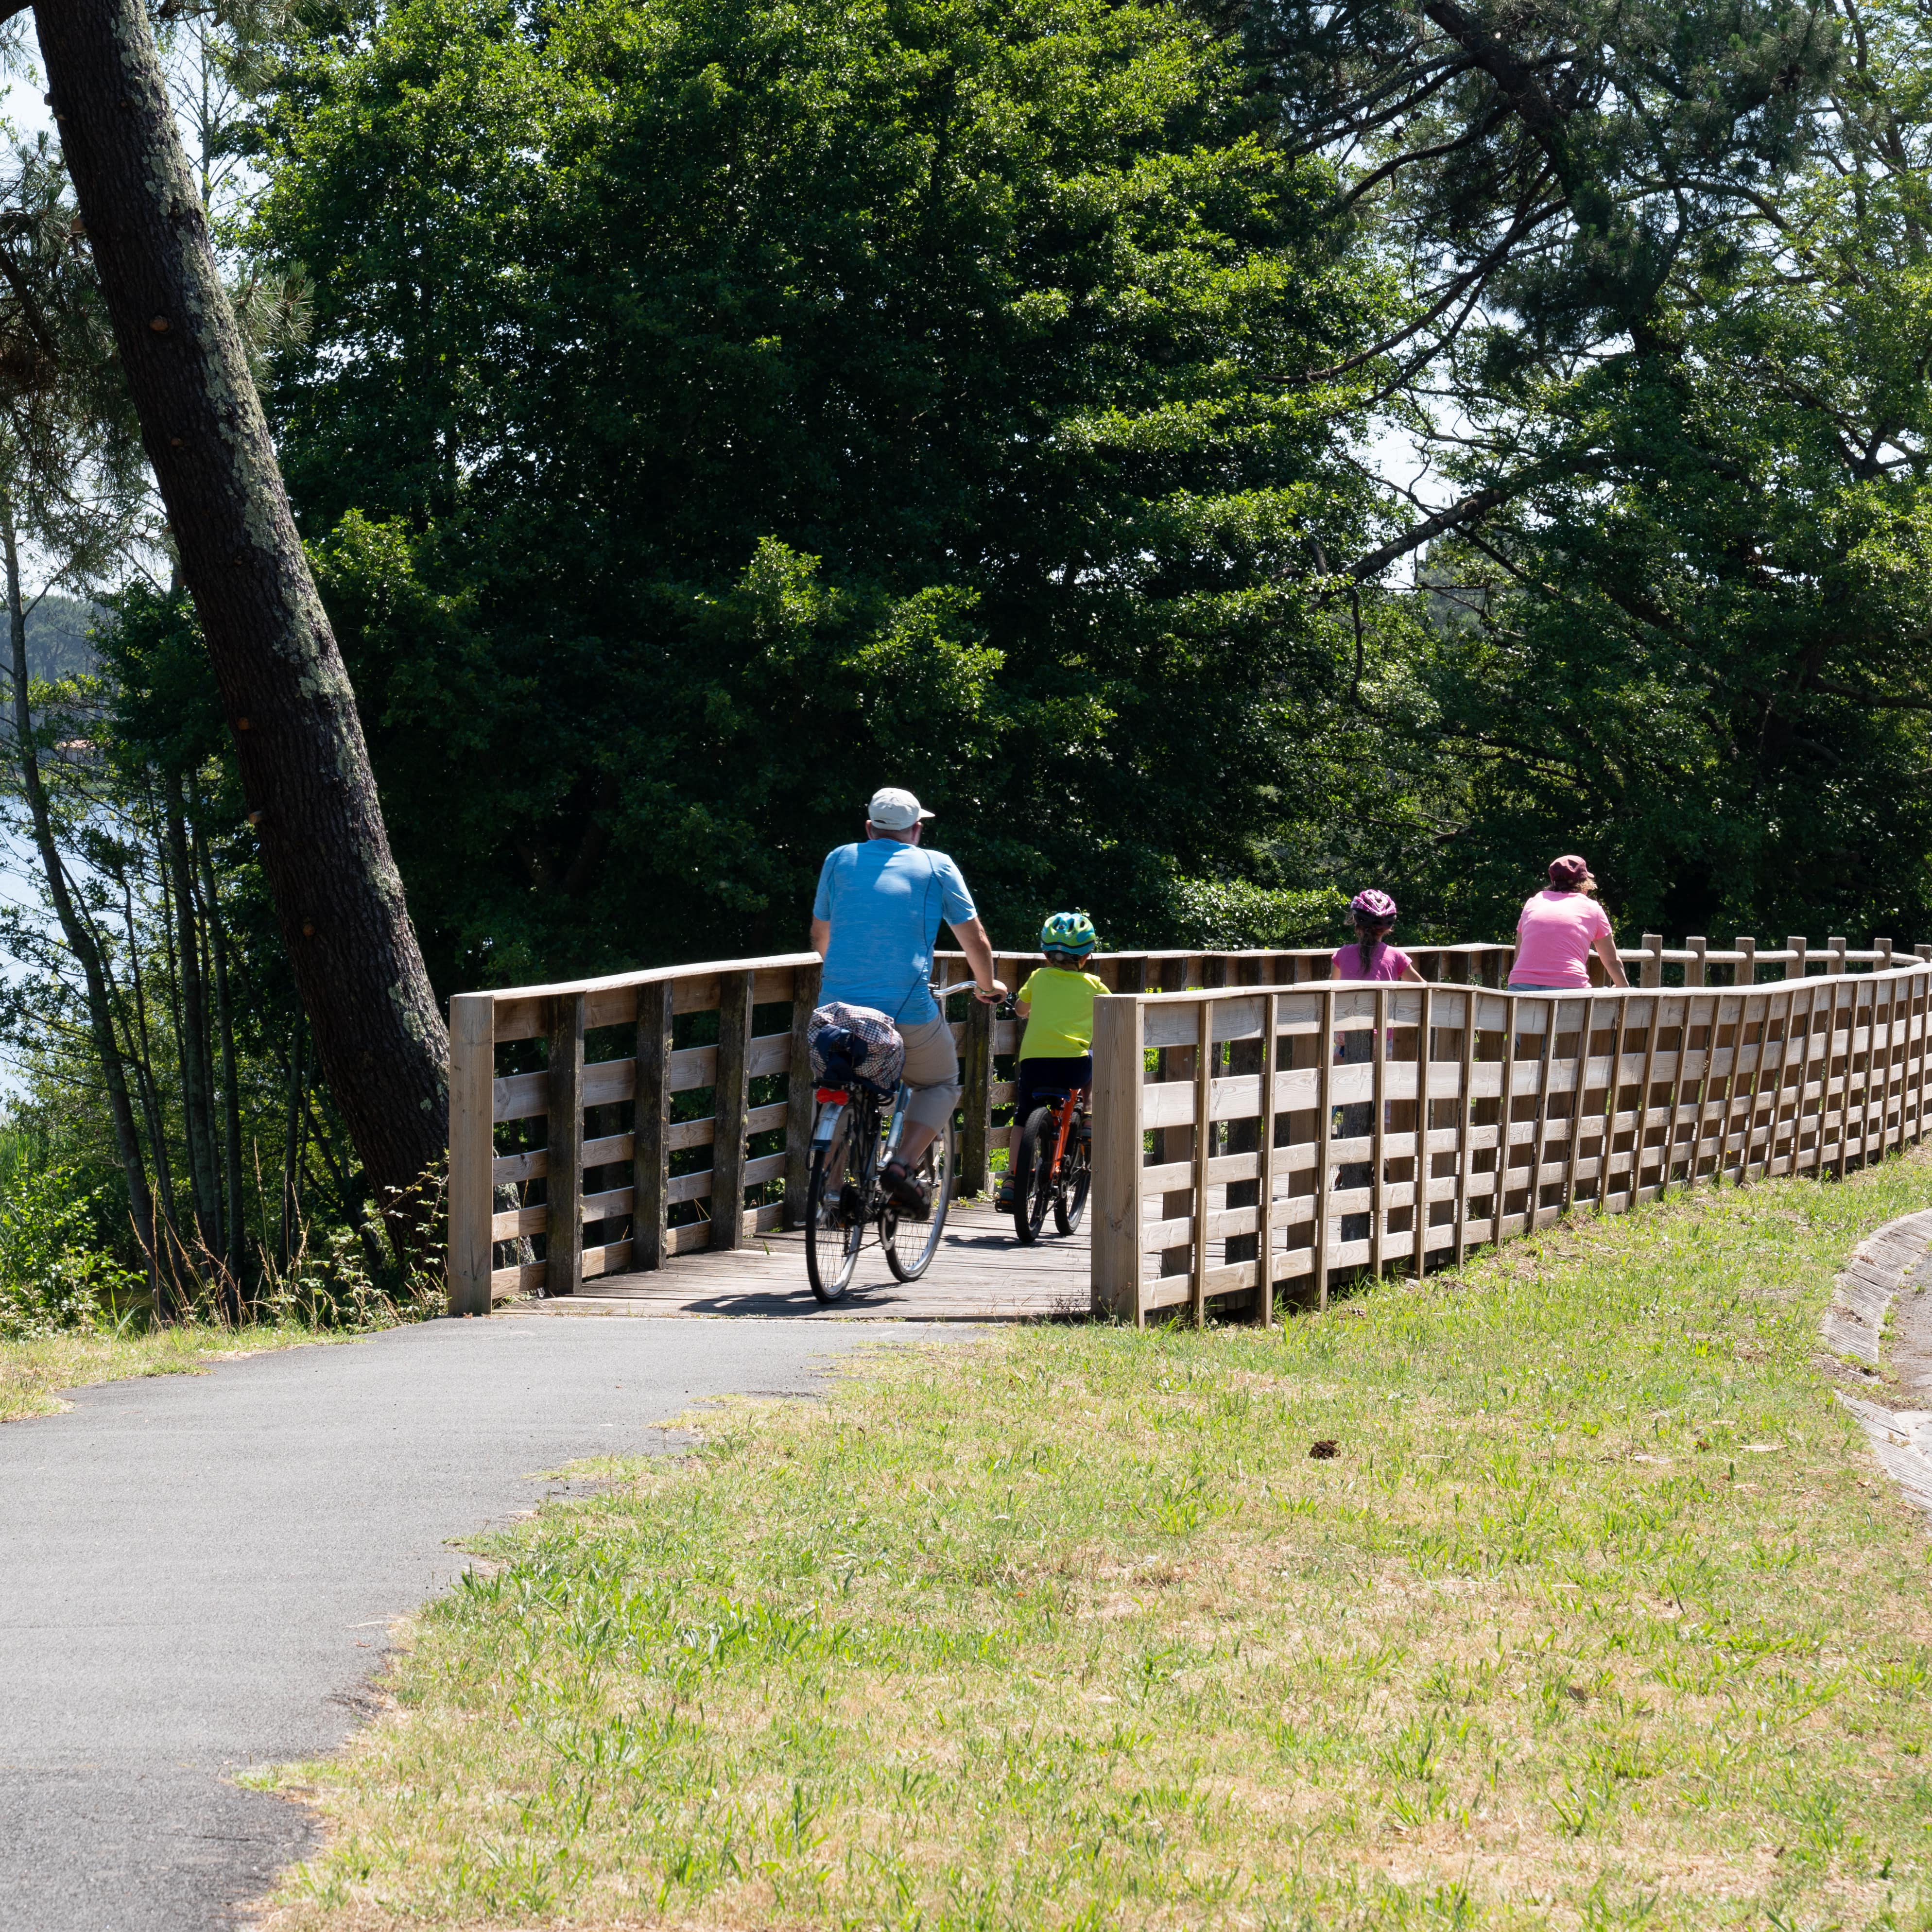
[
  {"left": 1807, "top": 979, "right": 1828, "bottom": 1177},
  {"left": 1315, "top": 986, "right": 1334, "bottom": 1310},
  {"left": 1916, "top": 953, "right": 1932, "bottom": 1147},
  {"left": 1527, "top": 998, "right": 1554, "bottom": 1225},
  {"left": 1831, "top": 977, "right": 1850, "bottom": 1180},
  {"left": 960, "top": 990, "right": 994, "bottom": 1197},
  {"left": 1687, "top": 936, "right": 1707, "bottom": 988},
  {"left": 1090, "top": 994, "right": 1145, "bottom": 1323},
  {"left": 1496, "top": 994, "right": 1518, "bottom": 1241},
  {"left": 1857, "top": 976, "right": 1878, "bottom": 1169},
  {"left": 1599, "top": 991, "right": 1628, "bottom": 1209},
  {"left": 1453, "top": 984, "right": 1474, "bottom": 1261},
  {"left": 1641, "top": 933, "right": 1663, "bottom": 988},
  {"left": 634, "top": 980, "right": 673, "bottom": 1268},
  {"left": 1190, "top": 998, "right": 1213, "bottom": 1325},
  {"left": 546, "top": 992, "right": 585, "bottom": 1296},
  {"left": 1255, "top": 991, "right": 1278, "bottom": 1325},
  {"left": 783, "top": 960, "right": 822, "bottom": 1226},
  {"left": 1635, "top": 989, "right": 1663, "bottom": 1198},
  {"left": 447, "top": 992, "right": 496, "bottom": 1315},
  {"left": 1370, "top": 984, "right": 1387, "bottom": 1278},
  {"left": 1688, "top": 994, "right": 1722, "bottom": 1188},
  {"left": 1753, "top": 983, "right": 1785, "bottom": 1183},
  {"left": 1562, "top": 994, "right": 1587, "bottom": 1211},
  {"left": 1735, "top": 938, "right": 1757, "bottom": 1172},
  {"left": 1663, "top": 993, "right": 1695, "bottom": 1188},
  {"left": 1870, "top": 970, "right": 1889, "bottom": 1161},
  {"left": 1714, "top": 994, "right": 1746, "bottom": 1183},
  {"left": 711, "top": 970, "right": 754, "bottom": 1250},
  {"left": 1887, "top": 968, "right": 1903, "bottom": 1155},
  {"left": 1418, "top": 982, "right": 1435, "bottom": 1271}
]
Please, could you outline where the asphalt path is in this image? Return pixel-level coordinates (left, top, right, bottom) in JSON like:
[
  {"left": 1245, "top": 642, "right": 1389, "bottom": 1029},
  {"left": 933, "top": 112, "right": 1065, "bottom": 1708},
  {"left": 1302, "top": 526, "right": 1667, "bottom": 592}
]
[{"left": 0, "top": 1314, "right": 905, "bottom": 1931}]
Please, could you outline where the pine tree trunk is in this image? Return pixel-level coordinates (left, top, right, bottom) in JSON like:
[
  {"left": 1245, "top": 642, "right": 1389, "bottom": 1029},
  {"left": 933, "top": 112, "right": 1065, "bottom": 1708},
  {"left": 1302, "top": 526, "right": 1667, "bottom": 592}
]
[
  {"left": 1, "top": 490, "right": 161, "bottom": 1295},
  {"left": 34, "top": 0, "right": 449, "bottom": 1229}
]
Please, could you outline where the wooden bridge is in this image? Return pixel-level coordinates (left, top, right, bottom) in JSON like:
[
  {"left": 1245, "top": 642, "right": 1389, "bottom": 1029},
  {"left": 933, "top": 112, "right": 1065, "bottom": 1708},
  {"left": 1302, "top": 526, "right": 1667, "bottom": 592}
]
[{"left": 446, "top": 935, "right": 1932, "bottom": 1322}]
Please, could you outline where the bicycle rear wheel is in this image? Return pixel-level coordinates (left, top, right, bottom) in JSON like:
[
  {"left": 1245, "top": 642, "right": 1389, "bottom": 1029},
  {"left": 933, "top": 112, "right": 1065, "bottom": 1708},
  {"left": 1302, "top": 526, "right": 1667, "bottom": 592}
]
[
  {"left": 884, "top": 1116, "right": 953, "bottom": 1281},
  {"left": 1054, "top": 1123, "right": 1091, "bottom": 1235},
  {"left": 1013, "top": 1107, "right": 1055, "bottom": 1246},
  {"left": 805, "top": 1107, "right": 866, "bottom": 1302}
]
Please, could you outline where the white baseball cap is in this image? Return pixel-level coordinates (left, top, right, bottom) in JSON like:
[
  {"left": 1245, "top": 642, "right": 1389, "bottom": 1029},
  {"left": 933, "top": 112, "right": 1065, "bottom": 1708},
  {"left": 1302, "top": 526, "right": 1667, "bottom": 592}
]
[{"left": 867, "top": 786, "right": 935, "bottom": 830}]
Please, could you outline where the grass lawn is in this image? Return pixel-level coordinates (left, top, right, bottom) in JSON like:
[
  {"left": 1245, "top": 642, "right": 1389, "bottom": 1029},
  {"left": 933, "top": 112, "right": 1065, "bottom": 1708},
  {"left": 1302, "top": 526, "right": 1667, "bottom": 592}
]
[
  {"left": 0, "top": 1323, "right": 343, "bottom": 1424},
  {"left": 264, "top": 1154, "right": 1932, "bottom": 1931}
]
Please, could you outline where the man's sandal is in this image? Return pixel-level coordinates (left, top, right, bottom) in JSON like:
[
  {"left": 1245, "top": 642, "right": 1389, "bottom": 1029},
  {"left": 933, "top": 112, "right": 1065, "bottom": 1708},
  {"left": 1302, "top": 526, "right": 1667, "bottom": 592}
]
[{"left": 882, "top": 1160, "right": 932, "bottom": 1219}]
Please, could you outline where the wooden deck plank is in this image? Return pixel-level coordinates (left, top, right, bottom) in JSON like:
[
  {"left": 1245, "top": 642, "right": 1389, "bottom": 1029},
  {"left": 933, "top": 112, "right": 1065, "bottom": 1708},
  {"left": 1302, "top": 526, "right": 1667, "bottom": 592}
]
[{"left": 514, "top": 1199, "right": 1090, "bottom": 1321}]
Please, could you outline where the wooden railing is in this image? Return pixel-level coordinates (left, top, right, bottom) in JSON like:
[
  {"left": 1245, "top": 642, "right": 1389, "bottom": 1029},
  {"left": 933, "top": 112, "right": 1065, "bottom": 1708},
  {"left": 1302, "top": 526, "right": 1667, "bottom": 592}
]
[
  {"left": 447, "top": 945, "right": 1358, "bottom": 1314},
  {"left": 1090, "top": 938, "right": 1932, "bottom": 1327},
  {"left": 445, "top": 933, "right": 1932, "bottom": 1318}
]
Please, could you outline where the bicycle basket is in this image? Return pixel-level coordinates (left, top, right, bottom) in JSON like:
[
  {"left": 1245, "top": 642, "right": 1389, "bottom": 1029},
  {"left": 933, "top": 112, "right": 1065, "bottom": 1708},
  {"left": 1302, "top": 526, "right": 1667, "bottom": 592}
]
[{"left": 807, "top": 1002, "right": 905, "bottom": 1094}]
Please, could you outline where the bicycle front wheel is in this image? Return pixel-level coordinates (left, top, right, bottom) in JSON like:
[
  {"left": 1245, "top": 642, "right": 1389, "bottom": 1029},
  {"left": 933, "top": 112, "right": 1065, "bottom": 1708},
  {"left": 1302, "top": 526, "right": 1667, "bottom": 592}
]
[
  {"left": 884, "top": 1116, "right": 953, "bottom": 1282},
  {"left": 805, "top": 1111, "right": 865, "bottom": 1302}
]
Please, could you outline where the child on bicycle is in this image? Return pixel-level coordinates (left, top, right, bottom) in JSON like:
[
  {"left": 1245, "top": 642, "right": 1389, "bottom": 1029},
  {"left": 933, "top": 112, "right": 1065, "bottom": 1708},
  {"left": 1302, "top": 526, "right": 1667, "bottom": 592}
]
[
  {"left": 995, "top": 912, "right": 1107, "bottom": 1209},
  {"left": 1329, "top": 888, "right": 1426, "bottom": 983}
]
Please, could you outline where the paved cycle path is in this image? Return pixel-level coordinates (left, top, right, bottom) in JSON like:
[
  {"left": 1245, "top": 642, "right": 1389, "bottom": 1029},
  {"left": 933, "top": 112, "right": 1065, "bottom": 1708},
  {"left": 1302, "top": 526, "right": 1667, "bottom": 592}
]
[{"left": 0, "top": 1314, "right": 908, "bottom": 1931}]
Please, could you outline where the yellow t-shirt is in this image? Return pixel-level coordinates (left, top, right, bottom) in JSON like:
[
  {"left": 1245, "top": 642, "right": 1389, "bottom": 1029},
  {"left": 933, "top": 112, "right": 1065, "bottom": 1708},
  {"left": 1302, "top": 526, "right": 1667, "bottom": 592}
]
[{"left": 1016, "top": 967, "right": 1108, "bottom": 1060}]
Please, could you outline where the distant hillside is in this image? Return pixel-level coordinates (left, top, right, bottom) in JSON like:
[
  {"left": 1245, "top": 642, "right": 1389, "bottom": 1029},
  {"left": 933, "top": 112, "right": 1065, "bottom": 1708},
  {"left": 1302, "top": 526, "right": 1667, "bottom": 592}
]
[{"left": 24, "top": 597, "right": 99, "bottom": 681}]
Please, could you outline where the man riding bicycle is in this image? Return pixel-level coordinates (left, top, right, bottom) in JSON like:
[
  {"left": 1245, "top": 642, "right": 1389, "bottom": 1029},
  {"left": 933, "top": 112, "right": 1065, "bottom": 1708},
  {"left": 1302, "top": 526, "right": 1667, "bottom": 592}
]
[{"left": 809, "top": 787, "right": 1004, "bottom": 1213}]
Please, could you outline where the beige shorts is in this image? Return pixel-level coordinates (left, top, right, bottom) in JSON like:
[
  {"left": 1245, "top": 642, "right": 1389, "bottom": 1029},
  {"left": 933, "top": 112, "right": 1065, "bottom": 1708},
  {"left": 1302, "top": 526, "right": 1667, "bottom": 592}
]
[{"left": 898, "top": 1016, "right": 961, "bottom": 1132}]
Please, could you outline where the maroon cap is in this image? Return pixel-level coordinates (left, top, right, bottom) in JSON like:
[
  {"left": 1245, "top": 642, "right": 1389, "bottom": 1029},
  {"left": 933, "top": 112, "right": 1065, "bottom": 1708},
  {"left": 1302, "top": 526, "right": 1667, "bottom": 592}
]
[{"left": 1548, "top": 854, "right": 1592, "bottom": 890}]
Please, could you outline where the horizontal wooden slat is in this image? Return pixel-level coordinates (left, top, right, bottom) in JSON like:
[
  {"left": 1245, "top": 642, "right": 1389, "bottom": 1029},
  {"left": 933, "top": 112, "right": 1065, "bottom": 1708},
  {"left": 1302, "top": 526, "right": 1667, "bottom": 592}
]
[
  {"left": 583, "top": 1185, "right": 632, "bottom": 1224},
  {"left": 494, "top": 1036, "right": 795, "bottom": 1124},
  {"left": 490, "top": 953, "right": 820, "bottom": 1043}
]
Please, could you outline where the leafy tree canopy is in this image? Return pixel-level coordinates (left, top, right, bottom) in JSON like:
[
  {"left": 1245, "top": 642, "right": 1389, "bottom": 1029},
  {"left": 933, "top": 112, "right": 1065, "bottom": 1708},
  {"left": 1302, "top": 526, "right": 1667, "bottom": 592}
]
[
  {"left": 1364, "top": 0, "right": 1932, "bottom": 945},
  {"left": 253, "top": 0, "right": 1395, "bottom": 980}
]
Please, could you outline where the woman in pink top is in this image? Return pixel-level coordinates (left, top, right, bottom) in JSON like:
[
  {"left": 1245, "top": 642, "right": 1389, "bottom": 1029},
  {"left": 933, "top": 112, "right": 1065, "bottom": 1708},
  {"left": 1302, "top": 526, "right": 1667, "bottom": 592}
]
[{"left": 1509, "top": 856, "right": 1630, "bottom": 990}]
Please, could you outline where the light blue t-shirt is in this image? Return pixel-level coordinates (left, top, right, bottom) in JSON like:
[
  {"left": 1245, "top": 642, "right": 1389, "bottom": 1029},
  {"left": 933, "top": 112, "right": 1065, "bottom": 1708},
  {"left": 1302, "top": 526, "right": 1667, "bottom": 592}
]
[{"left": 812, "top": 840, "right": 976, "bottom": 1026}]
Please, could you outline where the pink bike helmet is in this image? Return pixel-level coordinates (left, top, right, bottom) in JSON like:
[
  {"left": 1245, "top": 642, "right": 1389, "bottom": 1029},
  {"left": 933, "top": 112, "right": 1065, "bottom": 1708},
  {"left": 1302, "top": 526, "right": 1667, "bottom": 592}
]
[{"left": 1350, "top": 889, "right": 1397, "bottom": 922}]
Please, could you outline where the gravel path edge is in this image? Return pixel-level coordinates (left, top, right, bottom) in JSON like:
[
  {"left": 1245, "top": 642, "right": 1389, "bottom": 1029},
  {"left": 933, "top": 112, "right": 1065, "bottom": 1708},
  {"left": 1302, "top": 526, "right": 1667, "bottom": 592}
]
[{"left": 1824, "top": 1208, "right": 1932, "bottom": 1521}]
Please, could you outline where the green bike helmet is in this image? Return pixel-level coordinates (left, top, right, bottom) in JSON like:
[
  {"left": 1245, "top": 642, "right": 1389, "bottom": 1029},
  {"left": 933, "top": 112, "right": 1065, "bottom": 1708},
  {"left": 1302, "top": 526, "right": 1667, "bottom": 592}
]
[{"left": 1039, "top": 911, "right": 1098, "bottom": 957}]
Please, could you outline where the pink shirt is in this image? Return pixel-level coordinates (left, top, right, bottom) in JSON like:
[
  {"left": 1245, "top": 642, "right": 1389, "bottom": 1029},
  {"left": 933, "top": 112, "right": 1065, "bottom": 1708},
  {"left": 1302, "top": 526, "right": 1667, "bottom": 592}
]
[
  {"left": 1513, "top": 891, "right": 1611, "bottom": 988},
  {"left": 1330, "top": 940, "right": 1413, "bottom": 982}
]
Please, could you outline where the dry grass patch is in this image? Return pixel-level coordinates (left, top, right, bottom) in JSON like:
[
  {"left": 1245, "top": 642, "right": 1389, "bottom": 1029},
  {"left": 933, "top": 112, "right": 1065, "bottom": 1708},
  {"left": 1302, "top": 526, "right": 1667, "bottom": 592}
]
[{"left": 261, "top": 1153, "right": 1932, "bottom": 1930}]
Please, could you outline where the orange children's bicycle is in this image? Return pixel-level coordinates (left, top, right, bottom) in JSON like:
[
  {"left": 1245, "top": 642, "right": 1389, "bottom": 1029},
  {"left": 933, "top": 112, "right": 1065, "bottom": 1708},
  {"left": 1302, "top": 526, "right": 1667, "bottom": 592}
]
[{"left": 1009, "top": 1083, "right": 1092, "bottom": 1245}]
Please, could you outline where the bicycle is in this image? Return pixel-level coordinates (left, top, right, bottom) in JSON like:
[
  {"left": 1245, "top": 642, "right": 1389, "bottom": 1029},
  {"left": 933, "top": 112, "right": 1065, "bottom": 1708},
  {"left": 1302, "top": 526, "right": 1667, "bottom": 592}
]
[
  {"left": 803, "top": 982, "right": 976, "bottom": 1302},
  {"left": 1009, "top": 1083, "right": 1091, "bottom": 1245}
]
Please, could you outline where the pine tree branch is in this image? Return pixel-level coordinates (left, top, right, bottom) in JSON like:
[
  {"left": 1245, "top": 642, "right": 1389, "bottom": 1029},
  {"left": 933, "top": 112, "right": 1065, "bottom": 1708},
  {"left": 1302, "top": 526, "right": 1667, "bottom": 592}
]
[{"left": 1345, "top": 452, "right": 1609, "bottom": 581}]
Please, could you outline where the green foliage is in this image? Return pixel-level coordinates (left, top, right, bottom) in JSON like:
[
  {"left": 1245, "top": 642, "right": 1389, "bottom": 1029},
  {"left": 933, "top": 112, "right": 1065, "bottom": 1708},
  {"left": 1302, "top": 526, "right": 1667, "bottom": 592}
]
[
  {"left": 1365, "top": 0, "right": 1932, "bottom": 945},
  {"left": 0, "top": 1132, "right": 139, "bottom": 1340},
  {"left": 1157, "top": 875, "right": 1344, "bottom": 949},
  {"left": 254, "top": 0, "right": 1392, "bottom": 975}
]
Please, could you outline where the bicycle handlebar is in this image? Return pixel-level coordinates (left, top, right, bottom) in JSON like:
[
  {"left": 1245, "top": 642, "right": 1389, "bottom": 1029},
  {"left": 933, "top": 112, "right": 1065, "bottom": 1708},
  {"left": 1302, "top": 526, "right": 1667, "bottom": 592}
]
[{"left": 931, "top": 979, "right": 1001, "bottom": 1002}]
